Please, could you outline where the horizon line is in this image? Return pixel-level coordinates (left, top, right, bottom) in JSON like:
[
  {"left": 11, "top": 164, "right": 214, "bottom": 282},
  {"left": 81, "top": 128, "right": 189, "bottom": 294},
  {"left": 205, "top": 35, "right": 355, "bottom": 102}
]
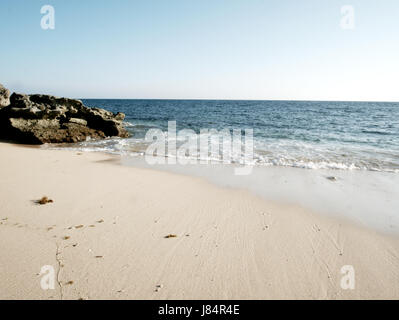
[
  {"left": 77, "top": 97, "right": 399, "bottom": 103},
  {"left": 5, "top": 87, "right": 399, "bottom": 103}
]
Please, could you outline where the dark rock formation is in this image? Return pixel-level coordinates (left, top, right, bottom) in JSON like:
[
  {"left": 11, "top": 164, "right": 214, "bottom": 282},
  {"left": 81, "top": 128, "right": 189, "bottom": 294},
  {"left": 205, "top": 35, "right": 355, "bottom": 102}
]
[
  {"left": 0, "top": 84, "right": 10, "bottom": 107},
  {"left": 0, "top": 85, "right": 129, "bottom": 144}
]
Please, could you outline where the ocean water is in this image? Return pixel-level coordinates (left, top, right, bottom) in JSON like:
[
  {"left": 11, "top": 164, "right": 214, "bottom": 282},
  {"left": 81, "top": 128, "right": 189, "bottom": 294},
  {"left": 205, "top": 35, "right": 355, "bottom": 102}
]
[{"left": 61, "top": 99, "right": 399, "bottom": 173}]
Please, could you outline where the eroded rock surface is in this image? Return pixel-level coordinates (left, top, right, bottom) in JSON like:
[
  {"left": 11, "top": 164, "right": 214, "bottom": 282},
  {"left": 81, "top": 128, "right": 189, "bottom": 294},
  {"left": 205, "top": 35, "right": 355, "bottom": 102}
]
[
  {"left": 0, "top": 86, "right": 129, "bottom": 144},
  {"left": 0, "top": 84, "right": 10, "bottom": 107}
]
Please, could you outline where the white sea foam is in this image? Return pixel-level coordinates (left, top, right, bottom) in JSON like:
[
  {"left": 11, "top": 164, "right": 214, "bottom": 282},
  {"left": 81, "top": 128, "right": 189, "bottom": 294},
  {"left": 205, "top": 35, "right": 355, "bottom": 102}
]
[{"left": 42, "top": 135, "right": 399, "bottom": 173}]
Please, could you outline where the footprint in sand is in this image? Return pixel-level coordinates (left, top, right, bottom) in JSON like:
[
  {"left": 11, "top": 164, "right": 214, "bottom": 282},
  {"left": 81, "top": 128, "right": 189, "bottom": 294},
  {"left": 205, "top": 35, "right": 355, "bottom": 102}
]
[
  {"left": 313, "top": 224, "right": 321, "bottom": 232},
  {"left": 261, "top": 212, "right": 273, "bottom": 230},
  {"left": 154, "top": 284, "right": 163, "bottom": 292}
]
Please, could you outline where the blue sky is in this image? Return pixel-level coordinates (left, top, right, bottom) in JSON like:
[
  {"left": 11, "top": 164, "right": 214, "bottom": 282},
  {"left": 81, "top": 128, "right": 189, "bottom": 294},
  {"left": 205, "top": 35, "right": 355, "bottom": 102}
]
[{"left": 1, "top": 0, "right": 398, "bottom": 101}]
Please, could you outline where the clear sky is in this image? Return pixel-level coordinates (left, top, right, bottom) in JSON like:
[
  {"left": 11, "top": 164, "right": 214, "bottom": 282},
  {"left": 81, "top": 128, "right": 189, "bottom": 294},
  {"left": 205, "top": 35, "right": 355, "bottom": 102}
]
[{"left": 1, "top": 0, "right": 398, "bottom": 101}]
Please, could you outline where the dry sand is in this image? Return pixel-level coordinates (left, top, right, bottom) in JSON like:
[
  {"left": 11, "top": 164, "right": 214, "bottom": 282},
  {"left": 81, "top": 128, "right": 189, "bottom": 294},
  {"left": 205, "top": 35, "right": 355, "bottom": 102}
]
[{"left": 0, "top": 142, "right": 398, "bottom": 300}]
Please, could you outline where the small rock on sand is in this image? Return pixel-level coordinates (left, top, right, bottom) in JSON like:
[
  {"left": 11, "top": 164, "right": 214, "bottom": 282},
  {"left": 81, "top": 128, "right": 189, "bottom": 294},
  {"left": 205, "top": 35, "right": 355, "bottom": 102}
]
[{"left": 36, "top": 196, "right": 53, "bottom": 205}]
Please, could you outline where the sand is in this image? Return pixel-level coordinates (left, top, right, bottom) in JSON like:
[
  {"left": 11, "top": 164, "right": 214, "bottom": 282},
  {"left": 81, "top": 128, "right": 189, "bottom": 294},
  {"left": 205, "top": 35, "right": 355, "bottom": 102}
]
[
  {"left": 0, "top": 142, "right": 398, "bottom": 300},
  {"left": 122, "top": 156, "right": 399, "bottom": 235}
]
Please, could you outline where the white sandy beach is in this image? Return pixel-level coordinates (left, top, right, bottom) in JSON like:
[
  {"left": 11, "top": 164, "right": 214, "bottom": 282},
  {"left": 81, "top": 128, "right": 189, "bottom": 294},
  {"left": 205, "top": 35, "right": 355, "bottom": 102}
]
[{"left": 0, "top": 142, "right": 398, "bottom": 300}]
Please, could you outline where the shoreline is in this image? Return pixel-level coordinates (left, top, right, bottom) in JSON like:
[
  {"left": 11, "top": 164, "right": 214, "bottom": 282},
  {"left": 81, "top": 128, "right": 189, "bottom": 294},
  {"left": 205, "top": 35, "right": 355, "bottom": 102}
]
[
  {"left": 0, "top": 142, "right": 398, "bottom": 299},
  {"left": 119, "top": 155, "right": 399, "bottom": 236},
  {"left": 45, "top": 143, "right": 399, "bottom": 236}
]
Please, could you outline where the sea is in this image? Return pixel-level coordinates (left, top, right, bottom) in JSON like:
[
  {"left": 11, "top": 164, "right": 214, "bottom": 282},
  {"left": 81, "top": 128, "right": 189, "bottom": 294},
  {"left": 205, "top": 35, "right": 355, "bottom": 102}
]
[{"left": 60, "top": 99, "right": 399, "bottom": 173}]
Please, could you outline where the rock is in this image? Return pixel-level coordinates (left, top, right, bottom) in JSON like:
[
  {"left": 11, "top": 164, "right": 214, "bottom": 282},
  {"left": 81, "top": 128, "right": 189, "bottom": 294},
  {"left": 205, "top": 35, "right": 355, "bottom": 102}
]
[
  {"left": 6, "top": 118, "right": 107, "bottom": 144},
  {"left": 36, "top": 196, "right": 53, "bottom": 205},
  {"left": 80, "top": 107, "right": 129, "bottom": 138},
  {"left": 0, "top": 84, "right": 10, "bottom": 107},
  {"left": 0, "top": 87, "right": 129, "bottom": 144},
  {"left": 69, "top": 118, "right": 88, "bottom": 126},
  {"left": 115, "top": 112, "right": 125, "bottom": 121}
]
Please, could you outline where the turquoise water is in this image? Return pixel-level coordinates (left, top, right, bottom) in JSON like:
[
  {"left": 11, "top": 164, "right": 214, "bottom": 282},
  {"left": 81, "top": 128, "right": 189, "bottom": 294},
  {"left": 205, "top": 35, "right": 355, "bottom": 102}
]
[{"left": 76, "top": 99, "right": 399, "bottom": 172}]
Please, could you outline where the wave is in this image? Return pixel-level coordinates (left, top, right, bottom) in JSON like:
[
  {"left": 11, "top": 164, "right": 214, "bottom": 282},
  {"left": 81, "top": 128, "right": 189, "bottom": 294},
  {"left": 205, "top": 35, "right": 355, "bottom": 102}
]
[
  {"left": 42, "top": 136, "right": 399, "bottom": 174},
  {"left": 361, "top": 130, "right": 392, "bottom": 135}
]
